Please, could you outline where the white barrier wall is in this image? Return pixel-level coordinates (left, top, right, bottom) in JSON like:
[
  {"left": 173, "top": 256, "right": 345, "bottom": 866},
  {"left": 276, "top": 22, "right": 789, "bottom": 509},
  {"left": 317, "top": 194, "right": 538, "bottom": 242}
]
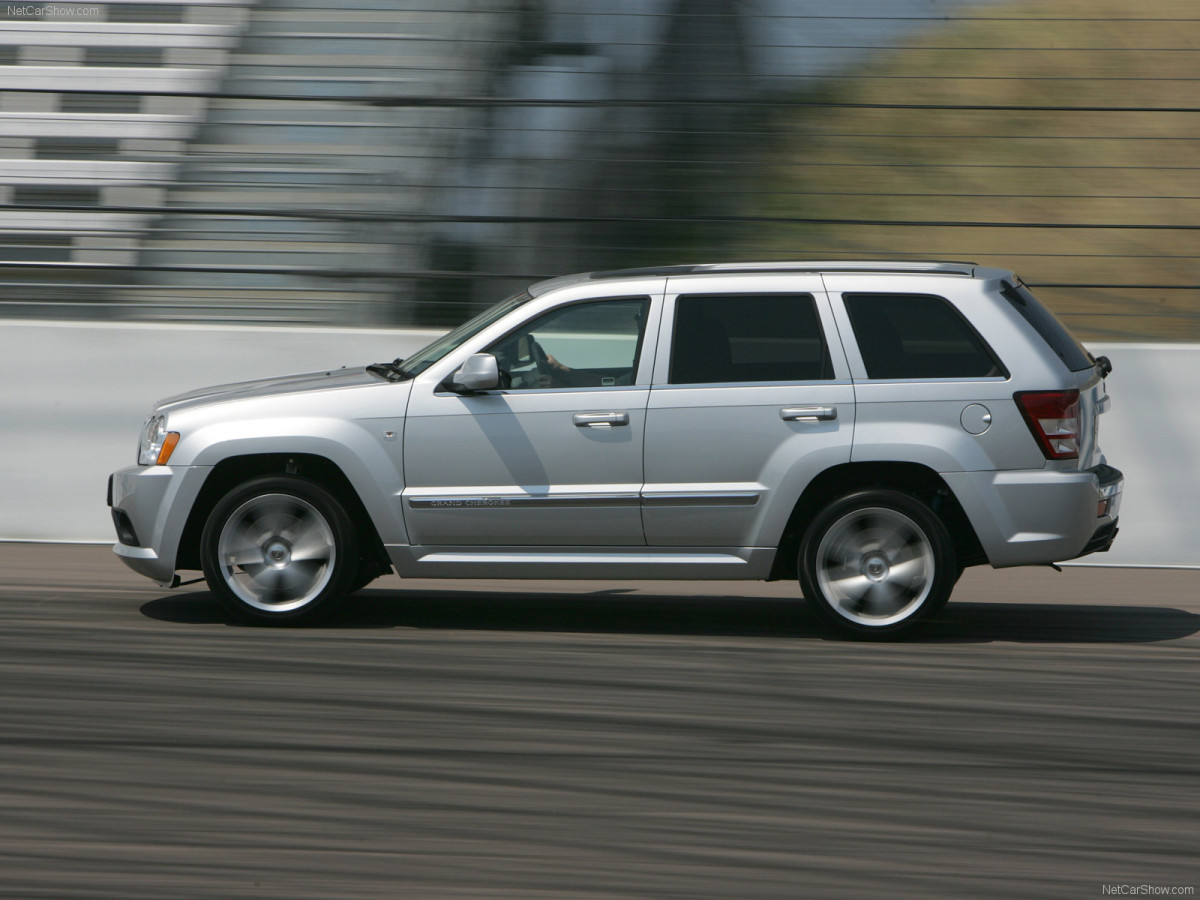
[
  {"left": 1083, "top": 343, "right": 1200, "bottom": 567},
  {"left": 0, "top": 320, "right": 1195, "bottom": 566},
  {"left": 1, "top": 320, "right": 439, "bottom": 544}
]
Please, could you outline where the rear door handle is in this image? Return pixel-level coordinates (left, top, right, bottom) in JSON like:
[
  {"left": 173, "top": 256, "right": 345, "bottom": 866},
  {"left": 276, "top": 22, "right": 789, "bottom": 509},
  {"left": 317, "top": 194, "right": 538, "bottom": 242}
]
[
  {"left": 780, "top": 406, "right": 837, "bottom": 422},
  {"left": 573, "top": 412, "right": 630, "bottom": 427}
]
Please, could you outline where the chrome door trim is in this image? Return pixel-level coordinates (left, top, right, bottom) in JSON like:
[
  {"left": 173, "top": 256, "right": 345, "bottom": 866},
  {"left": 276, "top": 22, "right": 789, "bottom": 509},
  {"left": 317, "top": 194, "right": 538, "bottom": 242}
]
[
  {"left": 641, "top": 492, "right": 760, "bottom": 507},
  {"left": 406, "top": 493, "right": 641, "bottom": 509}
]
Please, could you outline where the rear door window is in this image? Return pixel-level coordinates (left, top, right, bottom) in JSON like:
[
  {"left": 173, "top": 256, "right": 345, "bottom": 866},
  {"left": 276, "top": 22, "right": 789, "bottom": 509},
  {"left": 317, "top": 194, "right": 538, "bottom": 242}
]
[
  {"left": 843, "top": 293, "right": 1006, "bottom": 380},
  {"left": 669, "top": 293, "right": 833, "bottom": 384}
]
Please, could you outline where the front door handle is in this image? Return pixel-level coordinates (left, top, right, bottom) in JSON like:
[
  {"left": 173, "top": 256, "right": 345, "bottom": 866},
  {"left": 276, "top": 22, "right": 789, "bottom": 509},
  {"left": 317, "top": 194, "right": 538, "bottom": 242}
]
[
  {"left": 573, "top": 412, "right": 629, "bottom": 427},
  {"left": 781, "top": 406, "right": 837, "bottom": 422}
]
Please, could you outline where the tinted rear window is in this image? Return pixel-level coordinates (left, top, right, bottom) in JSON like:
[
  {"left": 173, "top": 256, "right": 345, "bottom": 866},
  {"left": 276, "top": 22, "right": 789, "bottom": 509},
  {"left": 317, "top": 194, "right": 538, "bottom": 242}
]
[
  {"left": 1000, "top": 280, "right": 1094, "bottom": 372},
  {"left": 670, "top": 293, "right": 833, "bottom": 384},
  {"left": 843, "top": 293, "right": 1006, "bottom": 379}
]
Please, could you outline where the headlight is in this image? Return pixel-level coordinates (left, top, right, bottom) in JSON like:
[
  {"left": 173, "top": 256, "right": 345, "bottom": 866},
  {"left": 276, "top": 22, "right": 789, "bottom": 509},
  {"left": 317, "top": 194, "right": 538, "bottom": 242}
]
[{"left": 138, "top": 415, "right": 179, "bottom": 466}]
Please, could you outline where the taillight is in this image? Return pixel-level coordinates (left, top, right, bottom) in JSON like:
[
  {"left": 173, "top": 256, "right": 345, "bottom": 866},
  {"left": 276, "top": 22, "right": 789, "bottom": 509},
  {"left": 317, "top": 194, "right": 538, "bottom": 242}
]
[{"left": 1015, "top": 389, "right": 1080, "bottom": 459}]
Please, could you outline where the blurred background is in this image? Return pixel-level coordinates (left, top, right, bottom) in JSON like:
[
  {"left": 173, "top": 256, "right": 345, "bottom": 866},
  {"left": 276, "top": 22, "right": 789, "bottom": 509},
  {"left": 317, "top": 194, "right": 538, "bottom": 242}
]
[{"left": 0, "top": 0, "right": 1196, "bottom": 338}]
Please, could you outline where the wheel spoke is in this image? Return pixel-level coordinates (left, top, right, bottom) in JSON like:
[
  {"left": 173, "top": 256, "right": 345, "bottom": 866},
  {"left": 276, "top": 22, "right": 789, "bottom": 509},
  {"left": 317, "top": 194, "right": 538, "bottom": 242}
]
[
  {"left": 876, "top": 525, "right": 914, "bottom": 559},
  {"left": 845, "top": 517, "right": 879, "bottom": 550},
  {"left": 289, "top": 525, "right": 333, "bottom": 563},
  {"left": 258, "top": 567, "right": 288, "bottom": 596},
  {"left": 223, "top": 542, "right": 265, "bottom": 567},
  {"left": 888, "top": 555, "right": 928, "bottom": 585},
  {"left": 278, "top": 560, "right": 323, "bottom": 594},
  {"left": 236, "top": 562, "right": 268, "bottom": 582},
  {"left": 226, "top": 516, "right": 265, "bottom": 548},
  {"left": 275, "top": 508, "right": 312, "bottom": 544},
  {"left": 822, "top": 560, "right": 861, "bottom": 583},
  {"left": 828, "top": 571, "right": 872, "bottom": 601},
  {"left": 860, "top": 581, "right": 903, "bottom": 615},
  {"left": 888, "top": 538, "right": 925, "bottom": 564},
  {"left": 252, "top": 506, "right": 297, "bottom": 538}
]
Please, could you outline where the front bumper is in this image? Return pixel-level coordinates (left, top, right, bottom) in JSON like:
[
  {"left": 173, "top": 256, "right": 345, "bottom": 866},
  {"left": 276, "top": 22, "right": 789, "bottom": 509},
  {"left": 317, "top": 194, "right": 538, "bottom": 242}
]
[
  {"left": 943, "top": 463, "right": 1123, "bottom": 568},
  {"left": 107, "top": 463, "right": 211, "bottom": 586}
]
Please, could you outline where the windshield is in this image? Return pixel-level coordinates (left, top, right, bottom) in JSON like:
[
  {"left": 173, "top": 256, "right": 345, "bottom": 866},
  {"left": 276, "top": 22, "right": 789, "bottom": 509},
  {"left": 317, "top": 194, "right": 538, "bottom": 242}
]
[{"left": 396, "top": 291, "right": 534, "bottom": 378}]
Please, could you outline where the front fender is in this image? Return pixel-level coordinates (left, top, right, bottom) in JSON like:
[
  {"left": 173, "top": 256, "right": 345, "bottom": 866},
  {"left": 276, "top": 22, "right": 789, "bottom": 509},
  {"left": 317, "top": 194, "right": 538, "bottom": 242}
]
[{"left": 182, "top": 418, "right": 408, "bottom": 545}]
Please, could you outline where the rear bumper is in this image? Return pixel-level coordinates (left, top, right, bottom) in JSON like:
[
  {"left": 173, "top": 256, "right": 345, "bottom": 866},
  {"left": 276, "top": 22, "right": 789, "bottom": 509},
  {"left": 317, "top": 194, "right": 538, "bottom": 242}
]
[
  {"left": 1076, "top": 518, "right": 1119, "bottom": 557},
  {"left": 943, "top": 464, "right": 1123, "bottom": 567}
]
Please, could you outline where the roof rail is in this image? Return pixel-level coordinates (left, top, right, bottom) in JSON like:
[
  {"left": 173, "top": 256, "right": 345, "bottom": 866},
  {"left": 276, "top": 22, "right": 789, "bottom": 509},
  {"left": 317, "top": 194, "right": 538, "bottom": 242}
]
[{"left": 587, "top": 260, "right": 978, "bottom": 281}]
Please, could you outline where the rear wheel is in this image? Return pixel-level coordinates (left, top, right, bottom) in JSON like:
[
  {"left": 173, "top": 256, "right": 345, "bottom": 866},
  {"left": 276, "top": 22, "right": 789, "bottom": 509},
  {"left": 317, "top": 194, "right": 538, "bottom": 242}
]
[
  {"left": 799, "top": 489, "right": 956, "bottom": 639},
  {"left": 200, "top": 475, "right": 358, "bottom": 625}
]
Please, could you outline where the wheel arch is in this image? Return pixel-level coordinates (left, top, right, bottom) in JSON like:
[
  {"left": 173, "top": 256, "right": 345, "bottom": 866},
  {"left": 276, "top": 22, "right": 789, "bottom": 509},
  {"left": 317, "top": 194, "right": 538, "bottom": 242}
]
[
  {"left": 175, "top": 453, "right": 390, "bottom": 575},
  {"left": 767, "top": 460, "right": 987, "bottom": 581}
]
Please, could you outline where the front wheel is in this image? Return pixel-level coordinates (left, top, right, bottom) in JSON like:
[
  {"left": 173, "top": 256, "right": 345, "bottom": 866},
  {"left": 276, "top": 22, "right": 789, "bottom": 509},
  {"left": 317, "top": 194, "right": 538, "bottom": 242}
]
[
  {"left": 798, "top": 489, "right": 956, "bottom": 639},
  {"left": 200, "top": 476, "right": 359, "bottom": 625}
]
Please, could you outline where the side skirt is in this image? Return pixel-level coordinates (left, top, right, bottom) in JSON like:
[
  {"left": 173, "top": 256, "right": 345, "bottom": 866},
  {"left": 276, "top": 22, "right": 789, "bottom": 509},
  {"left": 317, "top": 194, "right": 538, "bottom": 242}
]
[{"left": 386, "top": 545, "right": 776, "bottom": 580}]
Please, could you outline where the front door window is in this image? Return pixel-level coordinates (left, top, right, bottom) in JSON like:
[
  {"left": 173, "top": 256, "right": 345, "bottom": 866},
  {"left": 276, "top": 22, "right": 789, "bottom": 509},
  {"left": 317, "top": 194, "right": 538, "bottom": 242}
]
[{"left": 487, "top": 297, "right": 648, "bottom": 390}]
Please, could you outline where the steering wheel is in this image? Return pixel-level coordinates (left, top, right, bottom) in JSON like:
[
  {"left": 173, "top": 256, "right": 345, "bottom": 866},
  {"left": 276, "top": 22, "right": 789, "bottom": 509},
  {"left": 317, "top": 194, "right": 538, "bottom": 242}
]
[
  {"left": 526, "top": 334, "right": 590, "bottom": 388},
  {"left": 528, "top": 335, "right": 554, "bottom": 386}
]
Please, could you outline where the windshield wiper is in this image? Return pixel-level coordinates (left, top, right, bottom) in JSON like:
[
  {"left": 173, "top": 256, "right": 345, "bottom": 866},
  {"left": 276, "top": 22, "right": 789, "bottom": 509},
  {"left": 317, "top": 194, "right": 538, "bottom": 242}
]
[{"left": 366, "top": 357, "right": 406, "bottom": 381}]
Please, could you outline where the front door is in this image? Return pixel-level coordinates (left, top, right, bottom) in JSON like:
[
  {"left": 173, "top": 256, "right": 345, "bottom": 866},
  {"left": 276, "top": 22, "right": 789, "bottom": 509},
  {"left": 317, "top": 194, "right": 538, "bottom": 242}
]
[{"left": 403, "top": 296, "right": 654, "bottom": 546}]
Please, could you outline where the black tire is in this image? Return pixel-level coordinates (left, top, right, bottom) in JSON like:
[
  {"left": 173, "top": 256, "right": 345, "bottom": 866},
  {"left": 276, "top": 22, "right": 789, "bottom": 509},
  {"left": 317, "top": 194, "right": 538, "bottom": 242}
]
[
  {"left": 346, "top": 560, "right": 388, "bottom": 595},
  {"left": 798, "top": 489, "right": 956, "bottom": 639},
  {"left": 200, "top": 475, "right": 359, "bottom": 625}
]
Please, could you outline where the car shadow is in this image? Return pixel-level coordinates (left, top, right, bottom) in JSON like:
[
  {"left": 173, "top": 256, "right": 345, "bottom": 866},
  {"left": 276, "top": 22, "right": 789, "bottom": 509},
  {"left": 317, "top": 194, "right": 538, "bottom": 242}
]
[
  {"left": 924, "top": 601, "right": 1199, "bottom": 644},
  {"left": 140, "top": 588, "right": 1200, "bottom": 644}
]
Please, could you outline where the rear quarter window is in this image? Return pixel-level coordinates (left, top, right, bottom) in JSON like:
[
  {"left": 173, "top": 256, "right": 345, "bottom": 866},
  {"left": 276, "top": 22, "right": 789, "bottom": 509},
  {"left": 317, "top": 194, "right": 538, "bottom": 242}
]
[{"left": 843, "top": 293, "right": 1007, "bottom": 380}]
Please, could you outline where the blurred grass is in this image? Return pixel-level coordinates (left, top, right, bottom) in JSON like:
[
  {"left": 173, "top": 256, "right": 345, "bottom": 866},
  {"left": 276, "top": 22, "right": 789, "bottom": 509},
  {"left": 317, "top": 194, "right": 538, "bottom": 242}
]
[{"left": 745, "top": 0, "right": 1199, "bottom": 341}]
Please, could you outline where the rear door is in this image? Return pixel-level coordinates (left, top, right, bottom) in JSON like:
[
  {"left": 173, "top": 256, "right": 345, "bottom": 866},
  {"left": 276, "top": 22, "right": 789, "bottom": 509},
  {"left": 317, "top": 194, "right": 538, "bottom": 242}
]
[{"left": 642, "top": 274, "right": 855, "bottom": 548}]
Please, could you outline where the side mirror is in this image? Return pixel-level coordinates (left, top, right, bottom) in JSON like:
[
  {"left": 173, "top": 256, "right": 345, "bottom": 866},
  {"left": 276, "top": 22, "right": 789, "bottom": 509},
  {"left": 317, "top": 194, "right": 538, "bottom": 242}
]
[
  {"left": 1095, "top": 355, "right": 1113, "bottom": 378},
  {"left": 447, "top": 353, "right": 500, "bottom": 393}
]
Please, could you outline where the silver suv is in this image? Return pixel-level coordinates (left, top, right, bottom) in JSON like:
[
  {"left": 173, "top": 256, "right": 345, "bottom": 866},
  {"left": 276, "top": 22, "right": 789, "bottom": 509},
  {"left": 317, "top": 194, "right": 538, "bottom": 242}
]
[{"left": 108, "top": 262, "right": 1122, "bottom": 637}]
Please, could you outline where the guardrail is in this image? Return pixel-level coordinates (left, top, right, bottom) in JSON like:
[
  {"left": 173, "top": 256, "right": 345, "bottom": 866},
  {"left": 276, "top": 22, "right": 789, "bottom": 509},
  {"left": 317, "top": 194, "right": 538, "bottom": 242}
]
[{"left": 1, "top": 320, "right": 1193, "bottom": 567}]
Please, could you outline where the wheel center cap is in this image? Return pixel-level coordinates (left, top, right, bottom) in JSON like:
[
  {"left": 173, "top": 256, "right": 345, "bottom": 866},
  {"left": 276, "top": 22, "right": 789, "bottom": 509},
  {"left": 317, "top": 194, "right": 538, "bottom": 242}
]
[
  {"left": 863, "top": 554, "right": 889, "bottom": 582},
  {"left": 265, "top": 540, "right": 291, "bottom": 568}
]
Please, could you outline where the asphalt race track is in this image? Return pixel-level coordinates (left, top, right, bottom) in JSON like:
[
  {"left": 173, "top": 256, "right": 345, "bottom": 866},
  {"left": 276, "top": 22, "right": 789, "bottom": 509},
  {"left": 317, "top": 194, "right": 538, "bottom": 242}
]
[{"left": 0, "top": 544, "right": 1196, "bottom": 899}]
